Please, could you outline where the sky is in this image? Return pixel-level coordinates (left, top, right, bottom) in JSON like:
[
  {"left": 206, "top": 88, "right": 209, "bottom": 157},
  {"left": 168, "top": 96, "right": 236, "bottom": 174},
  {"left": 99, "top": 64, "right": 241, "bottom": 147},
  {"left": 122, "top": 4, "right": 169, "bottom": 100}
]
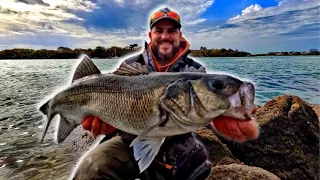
[{"left": 0, "top": 0, "right": 319, "bottom": 54}]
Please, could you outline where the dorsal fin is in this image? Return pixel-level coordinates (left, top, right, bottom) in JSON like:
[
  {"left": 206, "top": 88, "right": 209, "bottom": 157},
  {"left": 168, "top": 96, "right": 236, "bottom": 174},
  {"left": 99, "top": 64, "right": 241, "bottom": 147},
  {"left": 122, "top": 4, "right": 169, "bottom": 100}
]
[
  {"left": 113, "top": 62, "right": 150, "bottom": 76},
  {"left": 72, "top": 55, "right": 101, "bottom": 82}
]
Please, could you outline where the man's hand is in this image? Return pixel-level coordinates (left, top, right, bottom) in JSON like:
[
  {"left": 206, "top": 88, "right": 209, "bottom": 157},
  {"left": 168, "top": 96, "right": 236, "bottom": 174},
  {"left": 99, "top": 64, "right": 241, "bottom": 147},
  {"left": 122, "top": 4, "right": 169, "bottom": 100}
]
[
  {"left": 212, "top": 116, "right": 259, "bottom": 143},
  {"left": 81, "top": 115, "right": 259, "bottom": 142},
  {"left": 82, "top": 116, "right": 116, "bottom": 137}
]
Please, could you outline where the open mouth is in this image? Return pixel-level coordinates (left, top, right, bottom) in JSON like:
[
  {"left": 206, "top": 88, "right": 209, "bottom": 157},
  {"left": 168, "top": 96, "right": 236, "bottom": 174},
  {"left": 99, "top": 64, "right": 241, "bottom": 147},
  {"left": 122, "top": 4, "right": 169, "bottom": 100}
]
[
  {"left": 223, "top": 82, "right": 257, "bottom": 120},
  {"left": 160, "top": 42, "right": 172, "bottom": 45},
  {"left": 159, "top": 41, "right": 173, "bottom": 48}
]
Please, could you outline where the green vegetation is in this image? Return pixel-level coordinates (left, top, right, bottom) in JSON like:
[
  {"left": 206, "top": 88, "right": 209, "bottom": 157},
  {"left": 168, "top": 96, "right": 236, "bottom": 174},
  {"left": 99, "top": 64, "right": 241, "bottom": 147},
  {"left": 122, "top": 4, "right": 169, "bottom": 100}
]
[
  {"left": 0, "top": 46, "right": 318, "bottom": 59},
  {"left": 0, "top": 45, "right": 141, "bottom": 59},
  {"left": 254, "top": 49, "right": 320, "bottom": 56},
  {"left": 190, "top": 48, "right": 251, "bottom": 57},
  {"left": 190, "top": 47, "right": 319, "bottom": 57}
]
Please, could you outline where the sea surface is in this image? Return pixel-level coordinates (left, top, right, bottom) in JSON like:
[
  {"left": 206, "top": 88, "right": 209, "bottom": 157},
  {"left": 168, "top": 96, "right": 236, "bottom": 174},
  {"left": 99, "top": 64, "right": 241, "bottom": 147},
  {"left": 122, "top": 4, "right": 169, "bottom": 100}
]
[{"left": 0, "top": 56, "right": 319, "bottom": 179}]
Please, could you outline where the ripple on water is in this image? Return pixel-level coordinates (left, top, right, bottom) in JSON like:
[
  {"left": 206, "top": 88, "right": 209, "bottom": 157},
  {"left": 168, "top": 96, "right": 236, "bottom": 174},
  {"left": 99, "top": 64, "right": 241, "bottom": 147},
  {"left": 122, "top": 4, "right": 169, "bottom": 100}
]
[
  {"left": 259, "top": 77, "right": 272, "bottom": 81},
  {"left": 0, "top": 117, "right": 9, "bottom": 122},
  {"left": 306, "top": 87, "right": 320, "bottom": 92},
  {"left": 6, "top": 149, "right": 75, "bottom": 180},
  {"left": 262, "top": 81, "right": 283, "bottom": 89},
  {"left": 0, "top": 57, "right": 319, "bottom": 179}
]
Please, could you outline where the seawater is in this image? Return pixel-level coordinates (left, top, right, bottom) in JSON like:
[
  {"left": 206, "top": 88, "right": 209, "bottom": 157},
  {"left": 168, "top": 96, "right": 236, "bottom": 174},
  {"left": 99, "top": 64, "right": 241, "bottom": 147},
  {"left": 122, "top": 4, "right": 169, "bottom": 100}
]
[{"left": 0, "top": 56, "right": 319, "bottom": 179}]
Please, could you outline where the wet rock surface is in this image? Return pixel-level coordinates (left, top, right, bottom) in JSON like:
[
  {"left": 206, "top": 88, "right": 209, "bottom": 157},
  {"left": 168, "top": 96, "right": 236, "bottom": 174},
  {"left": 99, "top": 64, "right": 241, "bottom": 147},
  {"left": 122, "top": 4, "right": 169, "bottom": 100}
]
[
  {"left": 69, "top": 128, "right": 96, "bottom": 161},
  {"left": 0, "top": 157, "right": 17, "bottom": 166},
  {"left": 207, "top": 163, "right": 280, "bottom": 180},
  {"left": 59, "top": 95, "right": 318, "bottom": 180},
  {"left": 1, "top": 126, "right": 98, "bottom": 180},
  {"left": 5, "top": 95, "right": 316, "bottom": 180},
  {"left": 312, "top": 104, "right": 320, "bottom": 120},
  {"left": 194, "top": 127, "right": 234, "bottom": 166},
  {"left": 221, "top": 95, "right": 319, "bottom": 180},
  {"left": 50, "top": 95, "right": 319, "bottom": 180}
]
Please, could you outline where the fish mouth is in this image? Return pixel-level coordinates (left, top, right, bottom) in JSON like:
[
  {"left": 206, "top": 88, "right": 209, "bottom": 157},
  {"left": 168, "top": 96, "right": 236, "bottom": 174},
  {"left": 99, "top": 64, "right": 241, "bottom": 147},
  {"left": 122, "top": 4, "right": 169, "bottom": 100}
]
[{"left": 223, "top": 81, "right": 257, "bottom": 120}]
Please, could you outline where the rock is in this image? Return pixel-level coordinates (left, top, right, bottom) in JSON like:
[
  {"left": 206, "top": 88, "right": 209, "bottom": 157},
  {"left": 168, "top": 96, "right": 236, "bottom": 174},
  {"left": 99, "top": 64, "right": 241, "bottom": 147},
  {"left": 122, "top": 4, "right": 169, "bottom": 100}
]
[
  {"left": 35, "top": 155, "right": 49, "bottom": 160},
  {"left": 66, "top": 126, "right": 96, "bottom": 161},
  {"left": 207, "top": 163, "right": 280, "bottom": 180},
  {"left": 194, "top": 127, "right": 234, "bottom": 166},
  {"left": 0, "top": 156, "right": 16, "bottom": 165},
  {"left": 224, "top": 95, "right": 319, "bottom": 180},
  {"left": 0, "top": 117, "right": 9, "bottom": 122},
  {"left": 312, "top": 104, "right": 320, "bottom": 120},
  {"left": 215, "top": 157, "right": 243, "bottom": 166}
]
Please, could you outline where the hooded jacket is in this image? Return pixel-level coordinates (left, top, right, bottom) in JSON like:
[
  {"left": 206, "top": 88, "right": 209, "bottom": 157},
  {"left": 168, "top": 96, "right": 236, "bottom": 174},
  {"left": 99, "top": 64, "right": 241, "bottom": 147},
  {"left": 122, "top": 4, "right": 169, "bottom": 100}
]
[
  {"left": 123, "top": 39, "right": 206, "bottom": 73},
  {"left": 102, "top": 39, "right": 211, "bottom": 180}
]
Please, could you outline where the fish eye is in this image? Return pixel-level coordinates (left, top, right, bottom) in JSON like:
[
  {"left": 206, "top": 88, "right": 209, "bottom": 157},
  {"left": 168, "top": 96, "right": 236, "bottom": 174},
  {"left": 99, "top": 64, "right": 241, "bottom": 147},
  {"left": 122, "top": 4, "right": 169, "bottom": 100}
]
[{"left": 208, "top": 79, "right": 224, "bottom": 91}]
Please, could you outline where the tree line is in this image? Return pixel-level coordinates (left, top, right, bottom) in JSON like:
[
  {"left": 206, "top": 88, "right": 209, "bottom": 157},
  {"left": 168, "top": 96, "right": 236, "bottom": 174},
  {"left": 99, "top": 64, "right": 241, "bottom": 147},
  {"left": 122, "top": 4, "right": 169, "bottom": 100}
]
[
  {"left": 0, "top": 46, "right": 318, "bottom": 59},
  {"left": 190, "top": 48, "right": 251, "bottom": 57},
  {"left": 260, "top": 49, "right": 319, "bottom": 56},
  {"left": 0, "top": 45, "right": 141, "bottom": 59}
]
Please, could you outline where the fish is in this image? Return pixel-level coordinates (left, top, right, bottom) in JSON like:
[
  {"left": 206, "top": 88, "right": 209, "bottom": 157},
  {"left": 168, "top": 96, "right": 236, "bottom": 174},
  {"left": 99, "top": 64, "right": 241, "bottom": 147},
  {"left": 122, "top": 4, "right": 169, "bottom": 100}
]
[{"left": 38, "top": 55, "right": 256, "bottom": 173}]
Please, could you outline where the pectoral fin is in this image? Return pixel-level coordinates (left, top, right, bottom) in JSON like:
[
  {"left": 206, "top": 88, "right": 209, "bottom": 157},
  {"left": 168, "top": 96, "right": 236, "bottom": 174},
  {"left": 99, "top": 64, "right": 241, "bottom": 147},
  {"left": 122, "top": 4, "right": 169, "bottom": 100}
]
[
  {"left": 129, "top": 111, "right": 168, "bottom": 173},
  {"left": 131, "top": 136, "right": 165, "bottom": 173},
  {"left": 57, "top": 115, "right": 77, "bottom": 143}
]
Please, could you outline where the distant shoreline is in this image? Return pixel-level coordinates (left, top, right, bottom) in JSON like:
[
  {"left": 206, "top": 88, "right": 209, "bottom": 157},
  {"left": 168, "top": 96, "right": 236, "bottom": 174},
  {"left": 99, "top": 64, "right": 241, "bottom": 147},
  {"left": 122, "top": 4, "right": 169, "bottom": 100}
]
[
  {"left": 1, "top": 55, "right": 319, "bottom": 60},
  {"left": 0, "top": 46, "right": 318, "bottom": 59}
]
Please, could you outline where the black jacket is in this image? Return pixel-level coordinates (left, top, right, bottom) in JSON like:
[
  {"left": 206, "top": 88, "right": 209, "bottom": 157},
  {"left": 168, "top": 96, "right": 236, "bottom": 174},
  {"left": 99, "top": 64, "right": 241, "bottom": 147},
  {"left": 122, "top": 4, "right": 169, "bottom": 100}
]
[
  {"left": 102, "top": 42, "right": 212, "bottom": 180},
  {"left": 123, "top": 42, "right": 206, "bottom": 73}
]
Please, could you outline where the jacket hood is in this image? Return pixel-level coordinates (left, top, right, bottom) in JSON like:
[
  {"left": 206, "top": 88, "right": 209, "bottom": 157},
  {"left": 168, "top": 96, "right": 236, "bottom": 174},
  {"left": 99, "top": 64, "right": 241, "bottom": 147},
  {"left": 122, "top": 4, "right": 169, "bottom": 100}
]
[{"left": 147, "top": 36, "right": 191, "bottom": 72}]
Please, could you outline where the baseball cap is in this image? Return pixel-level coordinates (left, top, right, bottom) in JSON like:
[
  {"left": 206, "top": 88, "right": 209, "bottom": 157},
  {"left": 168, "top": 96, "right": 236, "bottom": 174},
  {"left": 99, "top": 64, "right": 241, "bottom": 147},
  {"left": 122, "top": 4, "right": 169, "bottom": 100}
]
[{"left": 150, "top": 7, "right": 181, "bottom": 29}]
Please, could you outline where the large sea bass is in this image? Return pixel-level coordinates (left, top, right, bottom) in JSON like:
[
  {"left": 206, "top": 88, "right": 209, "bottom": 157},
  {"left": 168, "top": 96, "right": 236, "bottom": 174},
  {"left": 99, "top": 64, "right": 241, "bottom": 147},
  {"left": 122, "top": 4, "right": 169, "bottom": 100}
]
[{"left": 39, "top": 55, "right": 256, "bottom": 173}]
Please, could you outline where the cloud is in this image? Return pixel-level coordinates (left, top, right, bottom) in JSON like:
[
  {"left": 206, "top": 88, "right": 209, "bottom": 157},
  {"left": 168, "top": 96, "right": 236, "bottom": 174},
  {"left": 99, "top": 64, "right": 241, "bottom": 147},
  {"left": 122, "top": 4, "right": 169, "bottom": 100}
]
[
  {"left": 0, "top": 0, "right": 158, "bottom": 50},
  {"left": 182, "top": 2, "right": 320, "bottom": 53},
  {"left": 0, "top": 0, "right": 85, "bottom": 20},
  {"left": 16, "top": 0, "right": 49, "bottom": 6},
  {"left": 184, "top": 19, "right": 207, "bottom": 25},
  {"left": 68, "top": 0, "right": 215, "bottom": 37},
  {"left": 224, "top": 1, "right": 320, "bottom": 40},
  {"left": 0, "top": 0, "right": 318, "bottom": 54},
  {"left": 229, "top": 0, "right": 320, "bottom": 22},
  {"left": 278, "top": 0, "right": 312, "bottom": 6},
  {"left": 42, "top": 0, "right": 98, "bottom": 12},
  {"left": 182, "top": 0, "right": 318, "bottom": 53},
  {"left": 0, "top": 0, "right": 88, "bottom": 37},
  {"left": 230, "top": 4, "right": 263, "bottom": 21},
  {"left": 0, "top": 0, "right": 215, "bottom": 33},
  {"left": 166, "top": 0, "right": 214, "bottom": 25},
  {"left": 111, "top": 0, "right": 153, "bottom": 9},
  {"left": 279, "top": 22, "right": 320, "bottom": 39},
  {"left": 0, "top": 9, "right": 19, "bottom": 15}
]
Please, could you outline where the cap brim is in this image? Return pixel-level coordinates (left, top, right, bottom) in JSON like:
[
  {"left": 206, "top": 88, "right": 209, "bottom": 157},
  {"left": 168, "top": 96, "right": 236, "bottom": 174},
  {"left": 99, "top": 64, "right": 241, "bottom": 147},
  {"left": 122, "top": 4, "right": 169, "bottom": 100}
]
[{"left": 150, "top": 17, "right": 181, "bottom": 29}]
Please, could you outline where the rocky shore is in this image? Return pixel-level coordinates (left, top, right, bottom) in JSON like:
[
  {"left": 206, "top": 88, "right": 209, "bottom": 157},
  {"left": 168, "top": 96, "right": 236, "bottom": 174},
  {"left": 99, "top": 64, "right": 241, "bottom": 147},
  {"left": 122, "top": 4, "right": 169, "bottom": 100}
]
[
  {"left": 196, "top": 95, "right": 319, "bottom": 180},
  {"left": 68, "top": 94, "right": 319, "bottom": 180}
]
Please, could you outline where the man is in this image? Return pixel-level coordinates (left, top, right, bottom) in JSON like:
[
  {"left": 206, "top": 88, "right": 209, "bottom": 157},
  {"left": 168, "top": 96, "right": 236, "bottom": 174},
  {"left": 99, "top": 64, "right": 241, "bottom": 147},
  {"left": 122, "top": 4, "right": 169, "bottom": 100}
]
[{"left": 73, "top": 7, "right": 258, "bottom": 180}]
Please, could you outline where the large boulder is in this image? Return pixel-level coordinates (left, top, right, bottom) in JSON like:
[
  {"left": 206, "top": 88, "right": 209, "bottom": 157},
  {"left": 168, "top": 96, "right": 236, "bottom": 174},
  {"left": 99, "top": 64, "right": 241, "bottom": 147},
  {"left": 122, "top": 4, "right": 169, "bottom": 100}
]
[
  {"left": 312, "top": 104, "right": 320, "bottom": 120},
  {"left": 194, "top": 127, "right": 234, "bottom": 166},
  {"left": 224, "top": 95, "right": 319, "bottom": 179},
  {"left": 69, "top": 127, "right": 96, "bottom": 160},
  {"left": 207, "top": 160, "right": 280, "bottom": 180}
]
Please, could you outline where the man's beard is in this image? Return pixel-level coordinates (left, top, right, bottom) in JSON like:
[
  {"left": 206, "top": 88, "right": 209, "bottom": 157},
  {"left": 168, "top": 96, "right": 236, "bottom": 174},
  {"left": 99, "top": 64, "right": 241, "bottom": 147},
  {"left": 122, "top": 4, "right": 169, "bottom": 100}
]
[{"left": 152, "top": 44, "right": 180, "bottom": 61}]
